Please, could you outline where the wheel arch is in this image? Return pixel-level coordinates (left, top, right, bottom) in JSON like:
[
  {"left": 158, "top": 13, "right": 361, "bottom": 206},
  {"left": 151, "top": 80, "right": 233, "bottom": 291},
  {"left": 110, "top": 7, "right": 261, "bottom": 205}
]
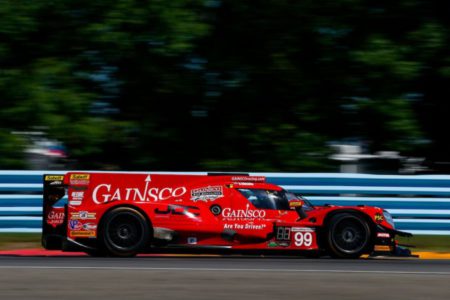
[
  {"left": 323, "top": 209, "right": 376, "bottom": 229},
  {"left": 98, "top": 204, "right": 154, "bottom": 240},
  {"left": 318, "top": 209, "right": 377, "bottom": 250}
]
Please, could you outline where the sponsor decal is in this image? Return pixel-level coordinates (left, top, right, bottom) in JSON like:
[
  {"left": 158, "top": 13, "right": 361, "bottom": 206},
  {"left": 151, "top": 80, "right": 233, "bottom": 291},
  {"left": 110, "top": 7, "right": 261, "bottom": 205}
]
[
  {"left": 191, "top": 185, "right": 224, "bottom": 202},
  {"left": 291, "top": 227, "right": 314, "bottom": 232},
  {"left": 71, "top": 230, "right": 96, "bottom": 237},
  {"left": 278, "top": 241, "right": 290, "bottom": 247},
  {"left": 375, "top": 213, "right": 384, "bottom": 222},
  {"left": 92, "top": 175, "right": 187, "bottom": 204},
  {"left": 70, "top": 174, "right": 90, "bottom": 185},
  {"left": 377, "top": 232, "right": 390, "bottom": 238},
  {"left": 267, "top": 241, "right": 279, "bottom": 248},
  {"left": 46, "top": 210, "right": 65, "bottom": 227},
  {"left": 82, "top": 223, "right": 97, "bottom": 230},
  {"left": 70, "top": 174, "right": 90, "bottom": 180},
  {"left": 223, "top": 222, "right": 266, "bottom": 230},
  {"left": 45, "top": 175, "right": 64, "bottom": 181},
  {"left": 69, "top": 220, "right": 83, "bottom": 230},
  {"left": 71, "top": 191, "right": 84, "bottom": 200},
  {"left": 233, "top": 182, "right": 254, "bottom": 186},
  {"left": 187, "top": 237, "right": 197, "bottom": 245},
  {"left": 231, "top": 176, "right": 265, "bottom": 182},
  {"left": 69, "top": 200, "right": 82, "bottom": 206},
  {"left": 374, "top": 245, "right": 392, "bottom": 252},
  {"left": 221, "top": 204, "right": 266, "bottom": 219},
  {"left": 70, "top": 180, "right": 90, "bottom": 185},
  {"left": 49, "top": 180, "right": 62, "bottom": 186},
  {"left": 288, "top": 200, "right": 303, "bottom": 208},
  {"left": 70, "top": 211, "right": 96, "bottom": 220}
]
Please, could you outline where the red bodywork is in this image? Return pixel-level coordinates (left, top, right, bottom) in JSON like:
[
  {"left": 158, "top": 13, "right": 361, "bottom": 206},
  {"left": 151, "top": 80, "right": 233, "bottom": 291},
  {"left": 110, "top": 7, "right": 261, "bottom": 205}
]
[{"left": 42, "top": 173, "right": 400, "bottom": 255}]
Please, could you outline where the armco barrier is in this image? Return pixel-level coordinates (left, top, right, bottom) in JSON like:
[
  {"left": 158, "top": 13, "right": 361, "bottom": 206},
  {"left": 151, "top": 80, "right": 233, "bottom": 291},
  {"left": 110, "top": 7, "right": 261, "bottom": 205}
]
[{"left": 0, "top": 171, "right": 449, "bottom": 235}]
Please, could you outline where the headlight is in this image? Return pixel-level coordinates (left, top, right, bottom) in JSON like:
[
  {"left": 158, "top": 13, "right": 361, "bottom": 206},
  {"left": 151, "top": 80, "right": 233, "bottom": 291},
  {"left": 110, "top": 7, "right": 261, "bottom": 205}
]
[{"left": 383, "top": 210, "right": 395, "bottom": 228}]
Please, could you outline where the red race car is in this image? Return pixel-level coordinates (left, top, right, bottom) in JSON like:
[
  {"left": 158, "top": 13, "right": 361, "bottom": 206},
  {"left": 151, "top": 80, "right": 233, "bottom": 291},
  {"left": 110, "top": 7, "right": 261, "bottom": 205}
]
[{"left": 42, "top": 172, "right": 412, "bottom": 258}]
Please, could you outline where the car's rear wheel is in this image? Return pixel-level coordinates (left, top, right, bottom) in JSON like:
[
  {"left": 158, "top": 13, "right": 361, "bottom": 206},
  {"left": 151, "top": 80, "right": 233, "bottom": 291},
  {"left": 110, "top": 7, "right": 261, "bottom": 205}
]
[
  {"left": 326, "top": 213, "right": 372, "bottom": 258},
  {"left": 100, "top": 207, "right": 150, "bottom": 257}
]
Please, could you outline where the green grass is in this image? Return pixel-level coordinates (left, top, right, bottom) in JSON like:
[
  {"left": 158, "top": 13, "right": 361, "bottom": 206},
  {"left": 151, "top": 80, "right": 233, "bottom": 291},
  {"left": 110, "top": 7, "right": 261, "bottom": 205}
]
[
  {"left": 0, "top": 233, "right": 41, "bottom": 250},
  {"left": 397, "top": 235, "right": 450, "bottom": 253},
  {"left": 0, "top": 233, "right": 449, "bottom": 252}
]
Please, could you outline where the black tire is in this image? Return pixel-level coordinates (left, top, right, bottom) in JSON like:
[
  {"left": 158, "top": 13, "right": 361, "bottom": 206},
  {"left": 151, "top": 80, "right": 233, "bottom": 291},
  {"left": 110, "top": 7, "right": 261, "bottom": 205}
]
[
  {"left": 326, "top": 213, "right": 372, "bottom": 259},
  {"left": 100, "top": 207, "right": 151, "bottom": 257}
]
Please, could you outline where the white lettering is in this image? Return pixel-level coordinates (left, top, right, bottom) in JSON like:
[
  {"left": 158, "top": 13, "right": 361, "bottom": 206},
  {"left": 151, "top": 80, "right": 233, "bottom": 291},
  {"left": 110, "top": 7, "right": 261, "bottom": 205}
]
[
  {"left": 294, "top": 232, "right": 313, "bottom": 247},
  {"left": 48, "top": 211, "right": 64, "bottom": 220},
  {"left": 92, "top": 184, "right": 111, "bottom": 204},
  {"left": 92, "top": 184, "right": 187, "bottom": 204},
  {"left": 148, "top": 188, "right": 159, "bottom": 202},
  {"left": 111, "top": 189, "right": 121, "bottom": 201},
  {"left": 173, "top": 187, "right": 187, "bottom": 198},
  {"left": 159, "top": 188, "right": 173, "bottom": 200},
  {"left": 221, "top": 204, "right": 266, "bottom": 219},
  {"left": 133, "top": 187, "right": 145, "bottom": 201},
  {"left": 125, "top": 188, "right": 133, "bottom": 200}
]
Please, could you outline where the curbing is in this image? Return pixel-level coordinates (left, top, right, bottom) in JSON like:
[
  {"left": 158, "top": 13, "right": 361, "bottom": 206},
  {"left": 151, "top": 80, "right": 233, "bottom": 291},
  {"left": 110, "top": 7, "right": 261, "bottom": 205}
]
[
  {"left": 413, "top": 251, "right": 450, "bottom": 259},
  {"left": 0, "top": 248, "right": 450, "bottom": 259}
]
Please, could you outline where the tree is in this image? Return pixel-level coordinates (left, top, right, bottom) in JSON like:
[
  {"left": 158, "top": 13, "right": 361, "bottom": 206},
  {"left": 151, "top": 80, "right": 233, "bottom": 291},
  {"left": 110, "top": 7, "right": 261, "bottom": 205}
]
[{"left": 1, "top": 0, "right": 450, "bottom": 171}]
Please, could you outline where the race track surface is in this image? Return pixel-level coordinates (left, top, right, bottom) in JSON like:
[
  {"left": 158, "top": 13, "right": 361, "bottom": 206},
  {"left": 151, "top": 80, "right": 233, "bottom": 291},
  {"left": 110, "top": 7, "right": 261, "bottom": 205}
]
[{"left": 0, "top": 256, "right": 449, "bottom": 300}]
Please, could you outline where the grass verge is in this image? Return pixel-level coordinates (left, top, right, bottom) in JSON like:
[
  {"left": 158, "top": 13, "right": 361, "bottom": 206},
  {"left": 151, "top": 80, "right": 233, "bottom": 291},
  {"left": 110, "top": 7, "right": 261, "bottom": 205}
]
[
  {"left": 397, "top": 235, "right": 450, "bottom": 253},
  {"left": 0, "top": 233, "right": 41, "bottom": 250},
  {"left": 0, "top": 233, "right": 449, "bottom": 252}
]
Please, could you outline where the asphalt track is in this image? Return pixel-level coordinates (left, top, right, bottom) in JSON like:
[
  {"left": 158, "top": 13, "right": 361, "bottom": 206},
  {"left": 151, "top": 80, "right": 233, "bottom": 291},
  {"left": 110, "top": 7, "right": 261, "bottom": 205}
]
[{"left": 0, "top": 256, "right": 449, "bottom": 300}]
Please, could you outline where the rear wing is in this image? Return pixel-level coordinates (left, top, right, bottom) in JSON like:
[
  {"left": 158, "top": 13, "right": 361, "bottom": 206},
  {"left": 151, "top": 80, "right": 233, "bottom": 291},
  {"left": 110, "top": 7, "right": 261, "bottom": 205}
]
[{"left": 42, "top": 174, "right": 67, "bottom": 249}]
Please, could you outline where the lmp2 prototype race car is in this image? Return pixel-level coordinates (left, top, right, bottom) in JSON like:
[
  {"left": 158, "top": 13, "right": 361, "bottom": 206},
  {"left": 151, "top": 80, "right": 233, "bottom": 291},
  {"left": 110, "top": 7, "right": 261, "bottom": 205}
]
[{"left": 42, "top": 172, "right": 411, "bottom": 258}]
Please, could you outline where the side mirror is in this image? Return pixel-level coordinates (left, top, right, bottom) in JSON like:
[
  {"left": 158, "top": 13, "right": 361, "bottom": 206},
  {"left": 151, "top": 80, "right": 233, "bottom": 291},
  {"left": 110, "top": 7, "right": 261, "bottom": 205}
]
[
  {"left": 289, "top": 199, "right": 304, "bottom": 209},
  {"left": 289, "top": 200, "right": 307, "bottom": 220}
]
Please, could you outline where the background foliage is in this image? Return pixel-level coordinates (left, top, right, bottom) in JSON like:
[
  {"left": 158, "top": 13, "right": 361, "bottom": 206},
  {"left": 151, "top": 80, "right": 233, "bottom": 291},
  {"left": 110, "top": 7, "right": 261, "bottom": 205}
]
[{"left": 1, "top": 0, "right": 449, "bottom": 171}]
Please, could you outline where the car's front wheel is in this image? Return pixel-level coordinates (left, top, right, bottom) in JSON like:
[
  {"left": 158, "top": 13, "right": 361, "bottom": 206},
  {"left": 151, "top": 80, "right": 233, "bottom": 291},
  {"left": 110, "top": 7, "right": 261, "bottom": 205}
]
[
  {"left": 100, "top": 207, "right": 151, "bottom": 257},
  {"left": 326, "top": 213, "right": 372, "bottom": 258}
]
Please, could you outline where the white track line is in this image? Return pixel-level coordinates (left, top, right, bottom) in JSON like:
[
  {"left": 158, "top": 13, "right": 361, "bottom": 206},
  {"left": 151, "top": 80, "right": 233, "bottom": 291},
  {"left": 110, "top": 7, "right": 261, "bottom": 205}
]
[{"left": 0, "top": 266, "right": 449, "bottom": 275}]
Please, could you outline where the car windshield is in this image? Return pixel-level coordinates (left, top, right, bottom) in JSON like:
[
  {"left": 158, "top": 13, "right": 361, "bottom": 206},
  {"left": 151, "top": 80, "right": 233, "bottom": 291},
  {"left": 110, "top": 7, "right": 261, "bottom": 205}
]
[{"left": 237, "top": 189, "right": 290, "bottom": 210}]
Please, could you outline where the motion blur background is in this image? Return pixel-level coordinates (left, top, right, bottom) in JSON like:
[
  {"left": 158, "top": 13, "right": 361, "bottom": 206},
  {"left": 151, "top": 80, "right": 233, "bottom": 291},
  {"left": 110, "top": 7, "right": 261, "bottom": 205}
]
[{"left": 1, "top": 0, "right": 450, "bottom": 174}]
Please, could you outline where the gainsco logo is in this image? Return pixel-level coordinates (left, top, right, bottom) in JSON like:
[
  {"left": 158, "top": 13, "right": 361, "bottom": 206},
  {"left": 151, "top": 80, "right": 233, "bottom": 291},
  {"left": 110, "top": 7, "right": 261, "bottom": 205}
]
[
  {"left": 46, "top": 210, "right": 64, "bottom": 227},
  {"left": 221, "top": 204, "right": 266, "bottom": 219},
  {"left": 191, "top": 186, "right": 223, "bottom": 202},
  {"left": 91, "top": 175, "right": 187, "bottom": 204}
]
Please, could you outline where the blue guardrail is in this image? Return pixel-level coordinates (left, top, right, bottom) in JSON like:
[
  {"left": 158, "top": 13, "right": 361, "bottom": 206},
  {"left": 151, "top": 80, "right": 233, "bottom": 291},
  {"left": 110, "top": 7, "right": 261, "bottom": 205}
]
[{"left": 0, "top": 171, "right": 449, "bottom": 235}]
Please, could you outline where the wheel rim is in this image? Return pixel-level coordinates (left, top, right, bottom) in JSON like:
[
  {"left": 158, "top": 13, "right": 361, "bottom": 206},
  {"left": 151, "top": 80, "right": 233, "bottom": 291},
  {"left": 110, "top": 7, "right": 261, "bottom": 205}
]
[
  {"left": 106, "top": 213, "right": 144, "bottom": 251},
  {"left": 331, "top": 217, "right": 369, "bottom": 254}
]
